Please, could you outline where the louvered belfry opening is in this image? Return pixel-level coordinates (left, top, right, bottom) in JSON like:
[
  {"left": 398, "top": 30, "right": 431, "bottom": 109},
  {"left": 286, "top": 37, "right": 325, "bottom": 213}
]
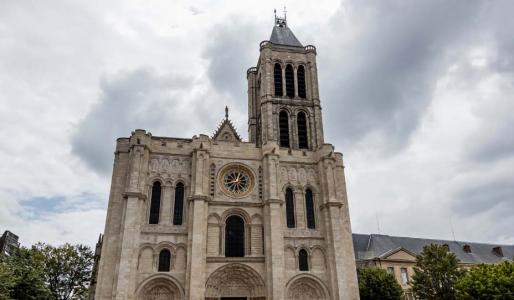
[
  {"left": 279, "top": 110, "right": 290, "bottom": 147},
  {"left": 274, "top": 63, "right": 283, "bottom": 97},
  {"left": 285, "top": 64, "right": 295, "bottom": 98},
  {"left": 297, "top": 65, "right": 306, "bottom": 98},
  {"left": 299, "top": 249, "right": 309, "bottom": 271},
  {"left": 305, "top": 189, "right": 315, "bottom": 229},
  {"left": 173, "top": 182, "right": 184, "bottom": 225},
  {"left": 297, "top": 111, "right": 308, "bottom": 149},
  {"left": 149, "top": 181, "right": 161, "bottom": 224},
  {"left": 225, "top": 215, "right": 245, "bottom": 257},
  {"left": 285, "top": 188, "right": 296, "bottom": 228},
  {"left": 158, "top": 249, "right": 171, "bottom": 272}
]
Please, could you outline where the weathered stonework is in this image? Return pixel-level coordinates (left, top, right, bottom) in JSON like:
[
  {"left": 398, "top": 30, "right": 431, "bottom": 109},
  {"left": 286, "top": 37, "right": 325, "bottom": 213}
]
[{"left": 94, "top": 17, "right": 359, "bottom": 300}]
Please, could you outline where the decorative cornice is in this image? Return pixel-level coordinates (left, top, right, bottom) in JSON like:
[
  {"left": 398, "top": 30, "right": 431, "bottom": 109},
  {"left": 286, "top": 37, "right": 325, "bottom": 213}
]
[
  {"left": 206, "top": 256, "right": 265, "bottom": 263},
  {"left": 264, "top": 198, "right": 283, "bottom": 205},
  {"left": 208, "top": 201, "right": 263, "bottom": 207},
  {"left": 188, "top": 195, "right": 210, "bottom": 202},
  {"left": 123, "top": 191, "right": 147, "bottom": 200},
  {"left": 320, "top": 201, "right": 343, "bottom": 210}
]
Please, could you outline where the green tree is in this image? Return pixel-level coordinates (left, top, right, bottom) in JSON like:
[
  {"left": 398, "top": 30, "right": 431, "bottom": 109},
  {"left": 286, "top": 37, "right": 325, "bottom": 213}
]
[
  {"left": 0, "top": 247, "right": 53, "bottom": 300},
  {"left": 455, "top": 261, "right": 514, "bottom": 299},
  {"left": 358, "top": 267, "right": 404, "bottom": 300},
  {"left": 411, "top": 244, "right": 464, "bottom": 300},
  {"left": 0, "top": 257, "right": 16, "bottom": 300},
  {"left": 35, "top": 243, "right": 94, "bottom": 300}
]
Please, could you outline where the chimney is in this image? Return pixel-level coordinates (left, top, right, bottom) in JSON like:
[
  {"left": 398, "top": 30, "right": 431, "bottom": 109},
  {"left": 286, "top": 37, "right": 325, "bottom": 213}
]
[{"left": 492, "top": 246, "right": 503, "bottom": 257}]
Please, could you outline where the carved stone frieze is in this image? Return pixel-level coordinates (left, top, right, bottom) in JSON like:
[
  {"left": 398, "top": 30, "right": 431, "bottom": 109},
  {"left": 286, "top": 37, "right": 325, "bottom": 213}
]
[
  {"left": 149, "top": 156, "right": 191, "bottom": 178},
  {"left": 141, "top": 225, "right": 188, "bottom": 235},
  {"left": 284, "top": 229, "right": 324, "bottom": 239},
  {"left": 280, "top": 165, "right": 318, "bottom": 185}
]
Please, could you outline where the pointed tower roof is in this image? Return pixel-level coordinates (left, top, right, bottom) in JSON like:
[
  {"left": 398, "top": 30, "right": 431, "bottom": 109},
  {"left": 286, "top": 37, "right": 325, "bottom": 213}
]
[
  {"left": 212, "top": 106, "right": 242, "bottom": 142},
  {"left": 269, "top": 10, "right": 303, "bottom": 47}
]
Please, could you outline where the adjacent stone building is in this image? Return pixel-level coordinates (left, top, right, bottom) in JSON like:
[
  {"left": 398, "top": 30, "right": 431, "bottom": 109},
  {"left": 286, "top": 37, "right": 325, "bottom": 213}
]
[
  {"left": 0, "top": 230, "right": 20, "bottom": 257},
  {"left": 353, "top": 233, "right": 514, "bottom": 299},
  {"left": 93, "top": 16, "right": 360, "bottom": 300}
]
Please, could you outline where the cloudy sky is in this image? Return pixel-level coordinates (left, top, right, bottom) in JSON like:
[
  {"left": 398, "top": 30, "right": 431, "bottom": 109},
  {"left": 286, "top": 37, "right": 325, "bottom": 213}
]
[{"left": 1, "top": 0, "right": 513, "bottom": 248}]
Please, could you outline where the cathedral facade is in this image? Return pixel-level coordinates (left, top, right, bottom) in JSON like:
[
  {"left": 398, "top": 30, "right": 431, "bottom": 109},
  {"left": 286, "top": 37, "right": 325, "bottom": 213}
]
[{"left": 93, "top": 17, "right": 359, "bottom": 300}]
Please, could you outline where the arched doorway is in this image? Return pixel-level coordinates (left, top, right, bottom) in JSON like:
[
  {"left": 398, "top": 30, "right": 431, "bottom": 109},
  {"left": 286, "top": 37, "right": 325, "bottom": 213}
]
[
  {"left": 286, "top": 275, "right": 328, "bottom": 300},
  {"left": 205, "top": 263, "right": 265, "bottom": 300},
  {"left": 136, "top": 275, "right": 184, "bottom": 300}
]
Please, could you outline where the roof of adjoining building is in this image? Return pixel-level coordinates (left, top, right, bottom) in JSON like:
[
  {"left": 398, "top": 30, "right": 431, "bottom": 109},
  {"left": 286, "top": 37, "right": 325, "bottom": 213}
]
[
  {"left": 353, "top": 233, "right": 514, "bottom": 264},
  {"left": 269, "top": 23, "right": 303, "bottom": 48}
]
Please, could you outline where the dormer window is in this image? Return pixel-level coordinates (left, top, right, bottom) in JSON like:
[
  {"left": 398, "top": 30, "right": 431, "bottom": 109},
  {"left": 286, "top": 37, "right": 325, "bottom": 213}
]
[
  {"left": 463, "top": 244, "right": 472, "bottom": 253},
  {"left": 442, "top": 244, "right": 450, "bottom": 252},
  {"left": 493, "top": 246, "right": 503, "bottom": 257}
]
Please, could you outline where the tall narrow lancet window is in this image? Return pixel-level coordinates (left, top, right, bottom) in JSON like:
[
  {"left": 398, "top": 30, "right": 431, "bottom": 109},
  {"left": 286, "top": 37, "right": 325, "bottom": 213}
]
[
  {"left": 299, "top": 249, "right": 309, "bottom": 271},
  {"left": 173, "top": 182, "right": 184, "bottom": 225},
  {"left": 274, "top": 63, "right": 283, "bottom": 97},
  {"left": 149, "top": 181, "right": 161, "bottom": 224},
  {"left": 279, "top": 110, "right": 290, "bottom": 148},
  {"left": 158, "top": 249, "right": 171, "bottom": 272},
  {"left": 225, "top": 216, "right": 245, "bottom": 257},
  {"left": 285, "top": 188, "right": 296, "bottom": 228},
  {"left": 305, "top": 189, "right": 316, "bottom": 229},
  {"left": 297, "top": 65, "right": 306, "bottom": 98},
  {"left": 297, "top": 111, "right": 308, "bottom": 149},
  {"left": 285, "top": 64, "right": 295, "bottom": 98}
]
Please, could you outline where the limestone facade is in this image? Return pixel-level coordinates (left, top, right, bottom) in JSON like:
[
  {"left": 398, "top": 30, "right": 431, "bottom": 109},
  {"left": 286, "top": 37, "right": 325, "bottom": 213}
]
[{"left": 93, "top": 17, "right": 360, "bottom": 300}]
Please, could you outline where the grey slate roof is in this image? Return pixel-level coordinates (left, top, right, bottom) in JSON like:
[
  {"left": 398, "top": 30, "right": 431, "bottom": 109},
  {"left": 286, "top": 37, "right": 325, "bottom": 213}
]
[
  {"left": 353, "top": 233, "right": 514, "bottom": 264},
  {"left": 269, "top": 24, "right": 303, "bottom": 48}
]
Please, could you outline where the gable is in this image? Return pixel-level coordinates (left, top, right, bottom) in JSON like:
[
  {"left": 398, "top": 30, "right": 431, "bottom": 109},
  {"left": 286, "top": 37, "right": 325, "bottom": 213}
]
[
  {"left": 212, "top": 119, "right": 241, "bottom": 142},
  {"left": 383, "top": 249, "right": 417, "bottom": 261}
]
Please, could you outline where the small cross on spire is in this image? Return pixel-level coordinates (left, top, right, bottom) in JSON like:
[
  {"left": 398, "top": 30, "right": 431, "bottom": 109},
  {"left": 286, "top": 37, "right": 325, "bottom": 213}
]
[
  {"left": 274, "top": 7, "right": 287, "bottom": 27},
  {"left": 225, "top": 106, "right": 229, "bottom": 120}
]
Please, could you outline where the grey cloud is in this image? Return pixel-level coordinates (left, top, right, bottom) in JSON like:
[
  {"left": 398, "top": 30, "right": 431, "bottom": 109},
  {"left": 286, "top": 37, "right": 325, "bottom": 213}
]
[
  {"left": 452, "top": 178, "right": 514, "bottom": 218},
  {"left": 468, "top": 118, "right": 514, "bottom": 163},
  {"left": 321, "top": 1, "right": 483, "bottom": 151},
  {"left": 71, "top": 67, "right": 197, "bottom": 174},
  {"left": 201, "top": 18, "right": 267, "bottom": 120}
]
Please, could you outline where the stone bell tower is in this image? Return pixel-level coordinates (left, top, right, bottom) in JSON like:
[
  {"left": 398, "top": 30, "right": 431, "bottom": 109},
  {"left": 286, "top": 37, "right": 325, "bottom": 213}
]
[
  {"left": 247, "top": 14, "right": 324, "bottom": 150},
  {"left": 246, "top": 14, "right": 360, "bottom": 300}
]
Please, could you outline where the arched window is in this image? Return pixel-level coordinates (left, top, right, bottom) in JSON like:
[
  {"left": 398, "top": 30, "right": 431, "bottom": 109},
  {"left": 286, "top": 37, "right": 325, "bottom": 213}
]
[
  {"left": 149, "top": 181, "right": 161, "bottom": 224},
  {"left": 158, "top": 249, "right": 171, "bottom": 272},
  {"left": 279, "top": 110, "right": 290, "bottom": 148},
  {"left": 173, "top": 182, "right": 184, "bottom": 225},
  {"left": 305, "top": 189, "right": 316, "bottom": 229},
  {"left": 285, "top": 64, "right": 295, "bottom": 98},
  {"left": 297, "top": 111, "right": 308, "bottom": 149},
  {"left": 285, "top": 188, "right": 295, "bottom": 228},
  {"left": 274, "top": 63, "right": 283, "bottom": 97},
  {"left": 297, "top": 65, "right": 306, "bottom": 98},
  {"left": 299, "top": 249, "right": 309, "bottom": 271},
  {"left": 225, "top": 215, "right": 245, "bottom": 257}
]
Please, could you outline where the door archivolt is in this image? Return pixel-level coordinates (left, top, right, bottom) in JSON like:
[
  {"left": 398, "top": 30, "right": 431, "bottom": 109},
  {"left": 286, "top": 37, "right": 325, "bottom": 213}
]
[
  {"left": 205, "top": 263, "right": 265, "bottom": 299},
  {"left": 286, "top": 274, "right": 328, "bottom": 300},
  {"left": 137, "top": 275, "right": 184, "bottom": 300}
]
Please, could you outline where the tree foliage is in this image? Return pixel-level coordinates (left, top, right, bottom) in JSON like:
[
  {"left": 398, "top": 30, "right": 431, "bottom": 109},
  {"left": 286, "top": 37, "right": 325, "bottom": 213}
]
[
  {"left": 0, "top": 243, "right": 93, "bottom": 300},
  {"left": 455, "top": 261, "right": 514, "bottom": 299},
  {"left": 358, "top": 267, "right": 404, "bottom": 300},
  {"left": 411, "top": 244, "right": 464, "bottom": 300},
  {"left": 0, "top": 248, "right": 52, "bottom": 300},
  {"left": 35, "top": 243, "right": 94, "bottom": 300}
]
